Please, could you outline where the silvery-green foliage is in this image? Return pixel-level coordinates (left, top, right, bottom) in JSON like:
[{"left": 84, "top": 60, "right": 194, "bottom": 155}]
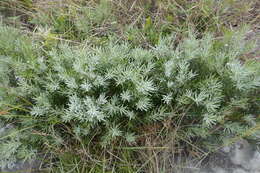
[
  {"left": 125, "top": 132, "right": 137, "bottom": 144},
  {"left": 75, "top": 0, "right": 113, "bottom": 35},
  {"left": 228, "top": 60, "right": 260, "bottom": 91},
  {"left": 0, "top": 24, "right": 259, "bottom": 165},
  {"left": 0, "top": 122, "right": 35, "bottom": 169}
]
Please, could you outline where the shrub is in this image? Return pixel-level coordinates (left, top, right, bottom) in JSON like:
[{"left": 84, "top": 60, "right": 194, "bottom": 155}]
[{"left": 0, "top": 25, "right": 259, "bottom": 171}]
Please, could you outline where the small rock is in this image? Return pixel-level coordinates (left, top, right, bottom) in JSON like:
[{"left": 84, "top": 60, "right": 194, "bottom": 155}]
[
  {"left": 249, "top": 151, "right": 260, "bottom": 171},
  {"left": 212, "top": 167, "right": 228, "bottom": 173},
  {"left": 229, "top": 139, "right": 254, "bottom": 170},
  {"left": 232, "top": 168, "right": 247, "bottom": 173}
]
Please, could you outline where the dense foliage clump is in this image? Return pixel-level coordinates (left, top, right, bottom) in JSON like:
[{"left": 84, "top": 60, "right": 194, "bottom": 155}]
[{"left": 0, "top": 25, "right": 259, "bottom": 171}]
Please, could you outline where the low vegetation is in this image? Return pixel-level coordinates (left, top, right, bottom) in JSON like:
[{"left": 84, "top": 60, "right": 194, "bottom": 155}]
[{"left": 0, "top": 0, "right": 259, "bottom": 172}]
